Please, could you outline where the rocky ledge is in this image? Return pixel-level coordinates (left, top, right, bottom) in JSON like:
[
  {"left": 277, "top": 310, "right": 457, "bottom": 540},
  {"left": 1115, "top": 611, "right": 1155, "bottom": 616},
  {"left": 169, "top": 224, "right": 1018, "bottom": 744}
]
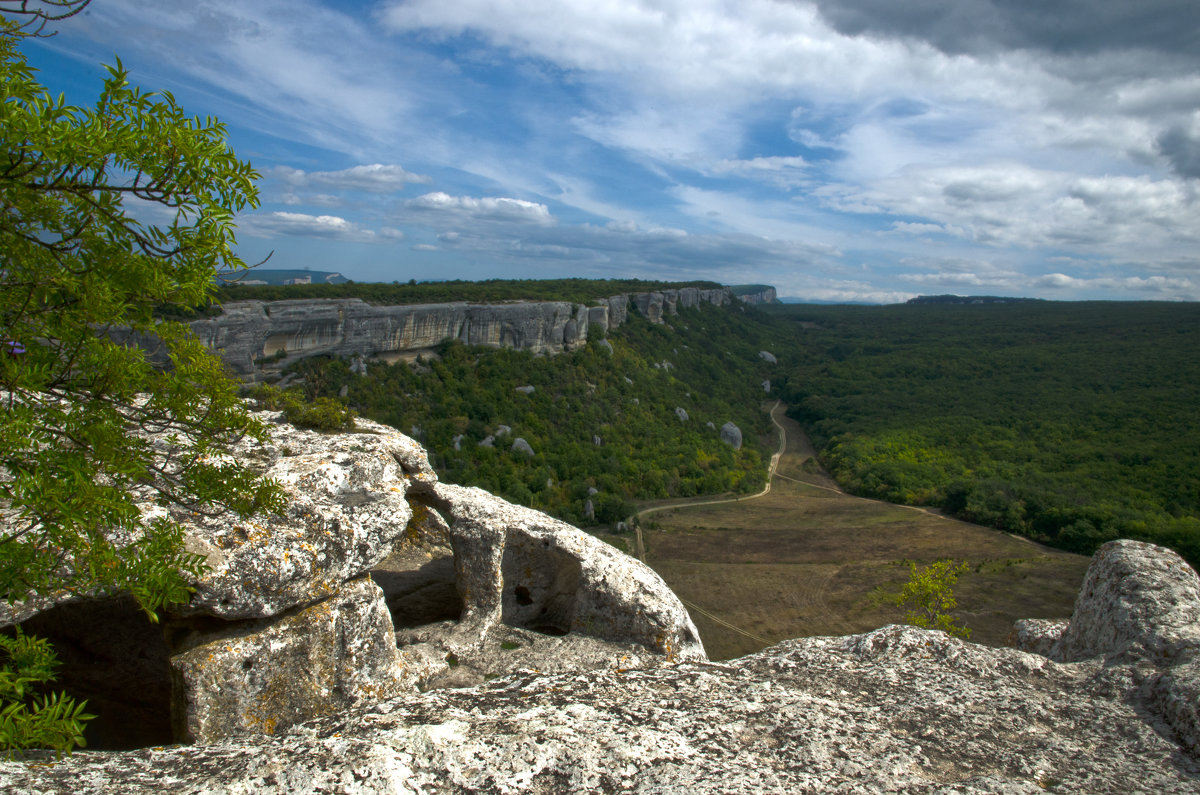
[
  {"left": 2, "top": 409, "right": 1199, "bottom": 792},
  {"left": 191, "top": 287, "right": 731, "bottom": 380}
]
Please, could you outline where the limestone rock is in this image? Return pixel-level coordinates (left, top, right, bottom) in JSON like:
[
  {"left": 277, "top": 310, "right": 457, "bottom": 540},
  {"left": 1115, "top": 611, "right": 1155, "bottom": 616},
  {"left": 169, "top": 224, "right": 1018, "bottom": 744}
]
[
  {"left": 170, "top": 414, "right": 433, "bottom": 620},
  {"left": 1008, "top": 617, "right": 1068, "bottom": 657},
  {"left": 720, "top": 421, "right": 742, "bottom": 449},
  {"left": 759, "top": 350, "right": 777, "bottom": 364},
  {"left": 9, "top": 625, "right": 1200, "bottom": 794},
  {"left": 1051, "top": 539, "right": 1200, "bottom": 663},
  {"left": 429, "top": 482, "right": 705, "bottom": 663},
  {"left": 595, "top": 338, "right": 613, "bottom": 355},
  {"left": 514, "top": 385, "right": 535, "bottom": 395},
  {"left": 170, "top": 576, "right": 408, "bottom": 743},
  {"left": 510, "top": 437, "right": 534, "bottom": 456},
  {"left": 675, "top": 406, "right": 689, "bottom": 422},
  {"left": 189, "top": 289, "right": 733, "bottom": 380},
  {"left": 762, "top": 379, "right": 771, "bottom": 392}
]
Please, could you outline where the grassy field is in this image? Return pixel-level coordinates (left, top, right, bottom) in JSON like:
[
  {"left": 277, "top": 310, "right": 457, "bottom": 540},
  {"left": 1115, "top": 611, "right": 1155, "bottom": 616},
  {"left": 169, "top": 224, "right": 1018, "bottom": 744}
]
[{"left": 640, "top": 412, "right": 1092, "bottom": 660}]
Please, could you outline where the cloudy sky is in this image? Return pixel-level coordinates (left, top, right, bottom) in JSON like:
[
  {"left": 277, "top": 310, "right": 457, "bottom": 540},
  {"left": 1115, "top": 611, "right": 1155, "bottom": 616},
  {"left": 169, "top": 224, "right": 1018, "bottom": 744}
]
[{"left": 27, "top": 0, "right": 1200, "bottom": 302}]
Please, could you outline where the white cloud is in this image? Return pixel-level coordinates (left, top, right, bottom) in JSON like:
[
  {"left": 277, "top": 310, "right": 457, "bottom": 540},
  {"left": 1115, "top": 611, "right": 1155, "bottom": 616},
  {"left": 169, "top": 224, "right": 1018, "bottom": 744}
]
[
  {"left": 405, "top": 192, "right": 555, "bottom": 225},
  {"left": 236, "top": 212, "right": 381, "bottom": 243},
  {"left": 274, "top": 164, "right": 432, "bottom": 193},
  {"left": 411, "top": 244, "right": 439, "bottom": 251}
]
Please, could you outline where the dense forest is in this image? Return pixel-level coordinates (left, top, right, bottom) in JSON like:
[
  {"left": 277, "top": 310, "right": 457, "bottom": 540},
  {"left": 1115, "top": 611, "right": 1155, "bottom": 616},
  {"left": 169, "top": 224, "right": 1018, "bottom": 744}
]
[
  {"left": 214, "top": 277, "right": 723, "bottom": 305},
  {"left": 282, "top": 301, "right": 789, "bottom": 525},
  {"left": 768, "top": 301, "right": 1200, "bottom": 566}
]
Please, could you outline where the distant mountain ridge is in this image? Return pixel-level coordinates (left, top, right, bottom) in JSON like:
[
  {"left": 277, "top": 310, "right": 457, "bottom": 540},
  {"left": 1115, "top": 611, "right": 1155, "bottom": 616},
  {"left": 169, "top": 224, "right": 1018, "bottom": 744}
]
[{"left": 907, "top": 294, "right": 1046, "bottom": 305}]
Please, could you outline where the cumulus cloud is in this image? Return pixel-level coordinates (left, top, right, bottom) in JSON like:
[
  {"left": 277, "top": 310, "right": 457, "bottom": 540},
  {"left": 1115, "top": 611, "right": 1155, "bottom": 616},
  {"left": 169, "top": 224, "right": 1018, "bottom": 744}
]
[
  {"left": 273, "top": 164, "right": 432, "bottom": 192},
  {"left": 236, "top": 212, "right": 381, "bottom": 243},
  {"left": 405, "top": 192, "right": 555, "bottom": 225}
]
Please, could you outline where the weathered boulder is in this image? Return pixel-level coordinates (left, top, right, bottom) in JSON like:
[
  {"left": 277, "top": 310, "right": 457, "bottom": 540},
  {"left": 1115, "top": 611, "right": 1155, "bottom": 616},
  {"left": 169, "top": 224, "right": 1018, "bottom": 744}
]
[
  {"left": 510, "top": 437, "right": 535, "bottom": 456},
  {"left": 2, "top": 411, "right": 706, "bottom": 749},
  {"left": 166, "top": 414, "right": 434, "bottom": 620},
  {"left": 759, "top": 350, "right": 777, "bottom": 364},
  {"left": 514, "top": 385, "right": 535, "bottom": 395},
  {"left": 170, "top": 575, "right": 407, "bottom": 744},
  {"left": 7, "top": 623, "right": 1200, "bottom": 793},
  {"left": 1008, "top": 617, "right": 1069, "bottom": 658},
  {"left": 720, "top": 421, "right": 742, "bottom": 449},
  {"left": 427, "top": 483, "right": 704, "bottom": 664},
  {"left": 1051, "top": 539, "right": 1200, "bottom": 664},
  {"left": 674, "top": 406, "right": 689, "bottom": 422}
]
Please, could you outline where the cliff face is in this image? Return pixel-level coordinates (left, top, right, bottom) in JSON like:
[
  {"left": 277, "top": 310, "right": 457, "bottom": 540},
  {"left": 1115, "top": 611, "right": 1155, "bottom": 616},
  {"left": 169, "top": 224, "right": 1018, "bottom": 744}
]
[
  {"left": 190, "top": 287, "right": 732, "bottom": 380},
  {"left": 735, "top": 285, "right": 778, "bottom": 305}
]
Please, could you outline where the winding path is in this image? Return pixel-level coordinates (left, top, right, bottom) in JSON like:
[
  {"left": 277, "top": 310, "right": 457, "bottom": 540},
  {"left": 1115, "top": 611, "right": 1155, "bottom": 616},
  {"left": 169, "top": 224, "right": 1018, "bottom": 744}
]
[{"left": 632, "top": 400, "right": 786, "bottom": 562}]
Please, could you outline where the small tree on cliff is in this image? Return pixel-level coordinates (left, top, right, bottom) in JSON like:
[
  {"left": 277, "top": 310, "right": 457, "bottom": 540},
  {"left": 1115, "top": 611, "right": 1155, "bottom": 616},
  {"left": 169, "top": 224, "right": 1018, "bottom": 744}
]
[
  {"left": 0, "top": 2, "right": 283, "bottom": 753},
  {"left": 897, "top": 560, "right": 971, "bottom": 639}
]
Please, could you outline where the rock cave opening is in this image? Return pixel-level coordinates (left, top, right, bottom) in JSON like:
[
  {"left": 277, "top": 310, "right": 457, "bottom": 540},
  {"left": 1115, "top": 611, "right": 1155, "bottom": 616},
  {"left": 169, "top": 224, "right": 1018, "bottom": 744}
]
[
  {"left": 370, "top": 553, "right": 463, "bottom": 629},
  {"left": 9, "top": 595, "right": 174, "bottom": 750}
]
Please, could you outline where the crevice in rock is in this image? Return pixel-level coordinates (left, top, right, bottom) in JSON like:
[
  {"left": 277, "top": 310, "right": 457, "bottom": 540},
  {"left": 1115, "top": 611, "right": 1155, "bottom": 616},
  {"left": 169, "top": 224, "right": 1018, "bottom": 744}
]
[
  {"left": 371, "top": 553, "right": 463, "bottom": 629},
  {"left": 9, "top": 594, "right": 173, "bottom": 750}
]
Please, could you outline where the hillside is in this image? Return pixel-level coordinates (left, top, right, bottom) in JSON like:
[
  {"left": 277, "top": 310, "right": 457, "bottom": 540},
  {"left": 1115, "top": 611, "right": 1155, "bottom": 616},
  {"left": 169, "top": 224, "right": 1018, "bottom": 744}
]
[
  {"left": 768, "top": 301, "right": 1200, "bottom": 566},
  {"left": 284, "top": 299, "right": 794, "bottom": 525}
]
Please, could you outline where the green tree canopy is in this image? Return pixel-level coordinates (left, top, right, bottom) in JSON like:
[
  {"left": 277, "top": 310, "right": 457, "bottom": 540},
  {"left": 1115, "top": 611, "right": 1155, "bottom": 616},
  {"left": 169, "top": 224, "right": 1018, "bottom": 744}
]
[{"left": 0, "top": 9, "right": 282, "bottom": 616}]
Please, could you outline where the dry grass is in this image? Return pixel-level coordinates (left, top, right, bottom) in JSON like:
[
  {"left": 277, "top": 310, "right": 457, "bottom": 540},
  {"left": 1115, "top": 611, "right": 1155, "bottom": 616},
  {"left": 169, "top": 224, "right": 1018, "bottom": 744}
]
[{"left": 641, "top": 414, "right": 1091, "bottom": 660}]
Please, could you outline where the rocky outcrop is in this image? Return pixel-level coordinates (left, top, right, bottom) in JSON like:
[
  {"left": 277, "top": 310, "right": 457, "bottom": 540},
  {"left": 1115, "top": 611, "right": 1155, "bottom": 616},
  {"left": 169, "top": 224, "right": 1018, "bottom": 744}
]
[
  {"left": 720, "top": 421, "right": 743, "bottom": 449},
  {"left": 189, "top": 287, "right": 733, "bottom": 380},
  {"left": 1009, "top": 539, "right": 1200, "bottom": 758},
  {"left": 10, "top": 545, "right": 1200, "bottom": 793},
  {"left": 735, "top": 285, "right": 779, "bottom": 305},
  {"left": 0, "top": 414, "right": 704, "bottom": 749}
]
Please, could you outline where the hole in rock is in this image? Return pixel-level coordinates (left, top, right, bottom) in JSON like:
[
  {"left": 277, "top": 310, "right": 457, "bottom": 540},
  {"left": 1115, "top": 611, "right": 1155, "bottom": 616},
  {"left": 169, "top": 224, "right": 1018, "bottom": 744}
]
[
  {"left": 502, "top": 536, "right": 582, "bottom": 638},
  {"left": 8, "top": 595, "right": 173, "bottom": 750},
  {"left": 371, "top": 551, "right": 463, "bottom": 628}
]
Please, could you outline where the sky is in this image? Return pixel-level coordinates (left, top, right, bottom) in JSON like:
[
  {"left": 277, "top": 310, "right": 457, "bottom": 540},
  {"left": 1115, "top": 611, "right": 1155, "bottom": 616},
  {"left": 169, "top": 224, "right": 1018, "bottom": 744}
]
[{"left": 24, "top": 0, "right": 1200, "bottom": 302}]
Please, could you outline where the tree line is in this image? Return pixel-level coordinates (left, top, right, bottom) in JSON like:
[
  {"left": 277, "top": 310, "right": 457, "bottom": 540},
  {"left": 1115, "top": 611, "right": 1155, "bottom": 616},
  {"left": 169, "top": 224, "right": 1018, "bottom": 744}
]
[{"left": 767, "top": 301, "right": 1200, "bottom": 567}]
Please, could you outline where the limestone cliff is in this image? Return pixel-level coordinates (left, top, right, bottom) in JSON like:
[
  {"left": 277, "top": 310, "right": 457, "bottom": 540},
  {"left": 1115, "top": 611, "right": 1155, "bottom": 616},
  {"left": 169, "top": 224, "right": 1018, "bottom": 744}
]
[{"left": 190, "top": 286, "right": 732, "bottom": 380}]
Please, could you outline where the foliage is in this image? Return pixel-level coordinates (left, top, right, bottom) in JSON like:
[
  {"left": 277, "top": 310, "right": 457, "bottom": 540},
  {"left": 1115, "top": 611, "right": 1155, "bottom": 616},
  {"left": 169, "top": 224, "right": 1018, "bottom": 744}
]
[
  {"left": 897, "top": 560, "right": 971, "bottom": 639},
  {"left": 0, "top": 9, "right": 284, "bottom": 753},
  {"left": 770, "top": 301, "right": 1200, "bottom": 567},
  {"left": 247, "top": 384, "right": 356, "bottom": 432},
  {"left": 0, "top": 628, "right": 93, "bottom": 758},
  {"left": 213, "top": 277, "right": 723, "bottom": 306},
  {"left": 285, "top": 303, "right": 791, "bottom": 524}
]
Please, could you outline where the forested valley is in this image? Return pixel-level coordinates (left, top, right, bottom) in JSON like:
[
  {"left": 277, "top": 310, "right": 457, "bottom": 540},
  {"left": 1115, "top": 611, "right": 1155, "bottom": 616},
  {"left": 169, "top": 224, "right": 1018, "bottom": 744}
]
[
  {"left": 279, "top": 300, "right": 790, "bottom": 525},
  {"left": 266, "top": 283, "right": 1200, "bottom": 570},
  {"left": 769, "top": 301, "right": 1200, "bottom": 567}
]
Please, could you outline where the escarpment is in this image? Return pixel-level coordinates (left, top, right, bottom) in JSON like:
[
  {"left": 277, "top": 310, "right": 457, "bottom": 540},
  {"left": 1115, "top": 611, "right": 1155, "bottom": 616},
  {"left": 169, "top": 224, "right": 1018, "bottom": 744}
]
[
  {"left": 3, "top": 407, "right": 1200, "bottom": 792},
  {"left": 190, "top": 286, "right": 732, "bottom": 380}
]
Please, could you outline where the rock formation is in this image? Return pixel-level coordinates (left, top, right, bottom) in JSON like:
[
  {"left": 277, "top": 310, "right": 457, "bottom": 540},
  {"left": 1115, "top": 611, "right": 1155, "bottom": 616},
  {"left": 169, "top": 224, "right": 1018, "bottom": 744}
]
[
  {"left": 0, "top": 413, "right": 702, "bottom": 750},
  {"left": 188, "top": 287, "right": 732, "bottom": 381},
  {"left": 720, "top": 421, "right": 743, "bottom": 449},
  {"left": 6, "top": 540, "right": 1200, "bottom": 792}
]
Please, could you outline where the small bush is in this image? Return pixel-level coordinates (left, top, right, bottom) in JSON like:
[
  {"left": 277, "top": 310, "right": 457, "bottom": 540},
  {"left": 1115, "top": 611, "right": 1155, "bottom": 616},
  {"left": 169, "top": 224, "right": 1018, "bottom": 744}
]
[{"left": 0, "top": 629, "right": 94, "bottom": 758}]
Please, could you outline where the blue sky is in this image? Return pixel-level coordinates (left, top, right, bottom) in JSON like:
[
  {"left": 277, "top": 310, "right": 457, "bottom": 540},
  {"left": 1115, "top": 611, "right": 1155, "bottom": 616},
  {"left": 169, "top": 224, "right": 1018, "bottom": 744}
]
[{"left": 25, "top": 0, "right": 1200, "bottom": 302}]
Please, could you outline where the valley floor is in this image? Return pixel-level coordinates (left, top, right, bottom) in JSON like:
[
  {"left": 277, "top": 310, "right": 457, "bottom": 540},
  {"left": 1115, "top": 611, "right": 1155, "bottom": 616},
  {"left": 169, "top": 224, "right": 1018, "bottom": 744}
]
[{"left": 637, "top": 406, "right": 1091, "bottom": 660}]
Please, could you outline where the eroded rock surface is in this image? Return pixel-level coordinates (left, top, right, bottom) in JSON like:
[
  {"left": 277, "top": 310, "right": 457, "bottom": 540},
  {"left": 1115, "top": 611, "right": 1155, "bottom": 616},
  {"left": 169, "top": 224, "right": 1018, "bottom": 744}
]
[
  {"left": 1051, "top": 539, "right": 1200, "bottom": 664},
  {"left": 3, "top": 413, "right": 705, "bottom": 748},
  {"left": 7, "top": 624, "right": 1199, "bottom": 793},
  {"left": 170, "top": 576, "right": 407, "bottom": 744}
]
